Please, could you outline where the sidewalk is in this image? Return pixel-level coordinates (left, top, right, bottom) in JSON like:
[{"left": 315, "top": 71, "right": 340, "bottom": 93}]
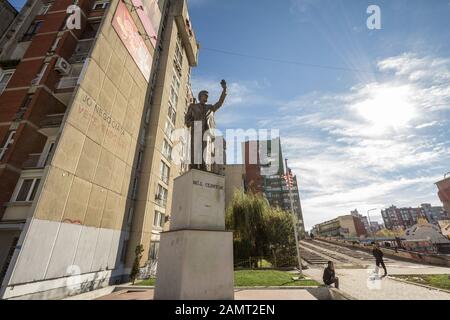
[
  {"left": 96, "top": 288, "right": 319, "bottom": 300},
  {"left": 304, "top": 265, "right": 450, "bottom": 300}
]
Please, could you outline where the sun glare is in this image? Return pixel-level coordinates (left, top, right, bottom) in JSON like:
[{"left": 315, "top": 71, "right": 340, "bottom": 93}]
[{"left": 354, "top": 85, "right": 416, "bottom": 133}]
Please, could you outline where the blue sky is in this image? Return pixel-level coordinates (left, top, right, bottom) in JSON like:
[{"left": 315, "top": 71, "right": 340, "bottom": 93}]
[
  {"left": 11, "top": 0, "right": 449, "bottom": 229},
  {"left": 188, "top": 0, "right": 450, "bottom": 229},
  {"left": 9, "top": 0, "right": 25, "bottom": 11}
]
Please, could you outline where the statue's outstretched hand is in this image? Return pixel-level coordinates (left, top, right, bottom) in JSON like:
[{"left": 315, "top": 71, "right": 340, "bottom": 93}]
[{"left": 220, "top": 79, "right": 227, "bottom": 90}]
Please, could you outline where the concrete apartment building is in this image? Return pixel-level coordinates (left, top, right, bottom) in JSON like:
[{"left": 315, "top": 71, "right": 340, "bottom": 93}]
[
  {"left": 241, "top": 138, "right": 306, "bottom": 238},
  {"left": 311, "top": 214, "right": 366, "bottom": 239},
  {"left": 381, "top": 204, "right": 447, "bottom": 230},
  {"left": 419, "top": 203, "right": 448, "bottom": 223},
  {"left": 0, "top": 0, "right": 198, "bottom": 300},
  {"left": 0, "top": 0, "right": 18, "bottom": 39}
]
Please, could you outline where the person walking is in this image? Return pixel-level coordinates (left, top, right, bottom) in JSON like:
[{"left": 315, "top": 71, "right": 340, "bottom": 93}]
[
  {"left": 372, "top": 243, "right": 388, "bottom": 277},
  {"left": 322, "top": 261, "right": 339, "bottom": 289}
]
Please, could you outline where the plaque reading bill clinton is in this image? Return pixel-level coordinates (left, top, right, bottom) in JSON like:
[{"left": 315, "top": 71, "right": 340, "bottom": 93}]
[{"left": 185, "top": 80, "right": 227, "bottom": 172}]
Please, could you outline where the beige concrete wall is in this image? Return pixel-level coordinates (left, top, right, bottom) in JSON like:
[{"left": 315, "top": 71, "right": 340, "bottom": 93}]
[
  {"left": 125, "top": 3, "right": 196, "bottom": 267},
  {"left": 4, "top": 0, "right": 155, "bottom": 289},
  {"left": 338, "top": 215, "right": 358, "bottom": 238}
]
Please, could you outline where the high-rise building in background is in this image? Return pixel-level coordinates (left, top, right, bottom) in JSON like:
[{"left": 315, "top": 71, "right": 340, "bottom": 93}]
[
  {"left": 0, "top": 0, "right": 198, "bottom": 300},
  {"left": 350, "top": 209, "right": 369, "bottom": 234},
  {"left": 0, "top": 0, "right": 18, "bottom": 39},
  {"left": 419, "top": 203, "right": 448, "bottom": 223},
  {"left": 241, "top": 138, "right": 305, "bottom": 238},
  {"left": 381, "top": 205, "right": 427, "bottom": 230}
]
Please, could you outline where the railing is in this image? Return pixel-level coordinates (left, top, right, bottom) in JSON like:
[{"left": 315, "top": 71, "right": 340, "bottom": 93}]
[
  {"left": 57, "top": 77, "right": 78, "bottom": 89},
  {"left": 40, "top": 113, "right": 64, "bottom": 128},
  {"left": 22, "top": 153, "right": 42, "bottom": 168},
  {"left": 68, "top": 53, "right": 88, "bottom": 64},
  {"left": 0, "top": 83, "right": 7, "bottom": 95},
  {"left": 0, "top": 147, "right": 7, "bottom": 160}
]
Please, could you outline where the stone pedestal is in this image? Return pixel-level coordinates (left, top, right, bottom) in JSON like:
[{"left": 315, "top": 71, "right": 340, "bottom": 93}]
[{"left": 154, "top": 170, "right": 234, "bottom": 300}]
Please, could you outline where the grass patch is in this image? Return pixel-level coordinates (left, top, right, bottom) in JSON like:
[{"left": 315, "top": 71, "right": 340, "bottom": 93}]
[
  {"left": 135, "top": 278, "right": 156, "bottom": 286},
  {"left": 392, "top": 274, "right": 450, "bottom": 291},
  {"left": 234, "top": 270, "right": 320, "bottom": 287},
  {"left": 134, "top": 270, "right": 321, "bottom": 287}
]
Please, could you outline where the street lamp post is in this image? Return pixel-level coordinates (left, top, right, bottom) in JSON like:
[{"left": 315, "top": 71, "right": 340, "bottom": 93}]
[
  {"left": 285, "top": 158, "right": 303, "bottom": 275},
  {"left": 367, "top": 208, "right": 378, "bottom": 243}
]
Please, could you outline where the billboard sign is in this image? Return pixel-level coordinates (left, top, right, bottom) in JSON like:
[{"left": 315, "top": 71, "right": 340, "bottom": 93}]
[
  {"left": 112, "top": 1, "right": 152, "bottom": 82},
  {"left": 131, "top": 0, "right": 162, "bottom": 48}
]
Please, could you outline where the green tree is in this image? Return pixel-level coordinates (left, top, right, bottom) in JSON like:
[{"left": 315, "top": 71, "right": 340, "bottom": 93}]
[
  {"left": 226, "top": 191, "right": 270, "bottom": 266},
  {"left": 265, "top": 208, "right": 297, "bottom": 267},
  {"left": 129, "top": 244, "right": 144, "bottom": 284},
  {"left": 226, "top": 190, "right": 297, "bottom": 268}
]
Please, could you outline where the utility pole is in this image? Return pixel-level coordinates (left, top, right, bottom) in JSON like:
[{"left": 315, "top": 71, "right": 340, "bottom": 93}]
[{"left": 285, "top": 158, "right": 303, "bottom": 275}]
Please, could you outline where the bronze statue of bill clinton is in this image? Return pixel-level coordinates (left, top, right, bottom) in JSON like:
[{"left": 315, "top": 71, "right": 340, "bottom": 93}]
[{"left": 185, "top": 80, "right": 227, "bottom": 172}]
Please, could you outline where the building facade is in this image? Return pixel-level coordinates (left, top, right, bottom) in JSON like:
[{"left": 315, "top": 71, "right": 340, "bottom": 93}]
[
  {"left": 312, "top": 214, "right": 366, "bottom": 239},
  {"left": 382, "top": 204, "right": 446, "bottom": 230},
  {"left": 0, "top": 0, "right": 198, "bottom": 300},
  {"left": 419, "top": 203, "right": 448, "bottom": 223},
  {"left": 436, "top": 176, "right": 450, "bottom": 216},
  {"left": 242, "top": 138, "right": 305, "bottom": 238},
  {"left": 350, "top": 209, "right": 369, "bottom": 234},
  {"left": 0, "top": 0, "right": 18, "bottom": 39}
]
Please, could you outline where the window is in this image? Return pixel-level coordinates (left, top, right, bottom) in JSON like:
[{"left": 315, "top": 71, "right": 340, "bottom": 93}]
[
  {"left": 159, "top": 160, "right": 170, "bottom": 184},
  {"left": 81, "top": 20, "right": 101, "bottom": 39},
  {"left": 174, "top": 35, "right": 183, "bottom": 74},
  {"left": 0, "top": 69, "right": 14, "bottom": 95},
  {"left": 92, "top": 1, "right": 109, "bottom": 10},
  {"left": 155, "top": 184, "right": 168, "bottom": 207},
  {"left": 153, "top": 211, "right": 165, "bottom": 228},
  {"left": 41, "top": 140, "right": 55, "bottom": 167},
  {"left": 168, "top": 102, "right": 176, "bottom": 124},
  {"left": 132, "top": 176, "right": 139, "bottom": 199},
  {"left": 126, "top": 206, "right": 134, "bottom": 225},
  {"left": 164, "top": 119, "right": 174, "bottom": 141},
  {"left": 149, "top": 241, "right": 160, "bottom": 260},
  {"left": 136, "top": 150, "right": 143, "bottom": 170},
  {"left": 0, "top": 130, "right": 16, "bottom": 161},
  {"left": 38, "top": 3, "right": 52, "bottom": 15},
  {"left": 162, "top": 139, "right": 172, "bottom": 160},
  {"left": 14, "top": 178, "right": 41, "bottom": 202},
  {"left": 169, "top": 70, "right": 180, "bottom": 107},
  {"left": 22, "top": 21, "right": 43, "bottom": 41}
]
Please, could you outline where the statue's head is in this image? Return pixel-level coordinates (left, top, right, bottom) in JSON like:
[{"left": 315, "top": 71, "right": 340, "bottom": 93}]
[{"left": 198, "top": 90, "right": 209, "bottom": 104}]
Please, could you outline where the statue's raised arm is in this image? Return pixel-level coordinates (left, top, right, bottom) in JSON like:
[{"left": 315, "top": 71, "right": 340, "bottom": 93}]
[{"left": 212, "top": 80, "right": 227, "bottom": 112}]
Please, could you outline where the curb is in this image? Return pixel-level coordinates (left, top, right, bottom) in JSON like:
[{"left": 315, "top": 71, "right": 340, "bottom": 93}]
[{"left": 387, "top": 276, "right": 450, "bottom": 294}]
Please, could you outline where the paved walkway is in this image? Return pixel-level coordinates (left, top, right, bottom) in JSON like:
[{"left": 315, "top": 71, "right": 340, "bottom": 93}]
[
  {"left": 304, "top": 264, "right": 450, "bottom": 300},
  {"left": 96, "top": 288, "right": 318, "bottom": 300}
]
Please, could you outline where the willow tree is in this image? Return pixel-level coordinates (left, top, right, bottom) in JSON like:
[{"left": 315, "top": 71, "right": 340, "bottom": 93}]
[
  {"left": 264, "top": 208, "right": 297, "bottom": 267},
  {"left": 226, "top": 190, "right": 297, "bottom": 268},
  {"left": 226, "top": 191, "right": 270, "bottom": 265}
]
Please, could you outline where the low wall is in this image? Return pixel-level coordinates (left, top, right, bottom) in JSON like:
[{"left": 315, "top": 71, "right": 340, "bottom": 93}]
[{"left": 317, "top": 237, "right": 450, "bottom": 267}]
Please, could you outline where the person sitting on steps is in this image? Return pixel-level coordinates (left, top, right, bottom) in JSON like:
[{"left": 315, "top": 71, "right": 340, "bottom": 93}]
[{"left": 323, "top": 261, "right": 339, "bottom": 289}]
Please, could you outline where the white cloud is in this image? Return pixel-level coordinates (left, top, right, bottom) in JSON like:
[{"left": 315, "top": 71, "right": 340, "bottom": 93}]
[{"left": 269, "top": 53, "right": 450, "bottom": 229}]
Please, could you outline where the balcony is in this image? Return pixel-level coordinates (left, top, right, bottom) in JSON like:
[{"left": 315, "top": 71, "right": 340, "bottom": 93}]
[
  {"left": 172, "top": 0, "right": 199, "bottom": 67},
  {"left": 57, "top": 77, "right": 79, "bottom": 89},
  {"left": 40, "top": 113, "right": 64, "bottom": 128},
  {"left": 22, "top": 153, "right": 42, "bottom": 169},
  {"left": 38, "top": 113, "right": 64, "bottom": 137}
]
